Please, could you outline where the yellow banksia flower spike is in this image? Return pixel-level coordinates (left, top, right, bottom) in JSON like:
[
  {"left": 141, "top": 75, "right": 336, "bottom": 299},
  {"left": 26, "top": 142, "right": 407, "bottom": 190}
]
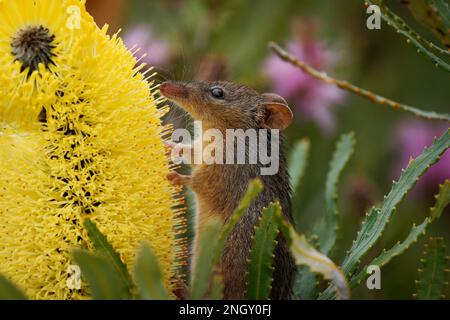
[{"left": 0, "top": 0, "right": 186, "bottom": 299}]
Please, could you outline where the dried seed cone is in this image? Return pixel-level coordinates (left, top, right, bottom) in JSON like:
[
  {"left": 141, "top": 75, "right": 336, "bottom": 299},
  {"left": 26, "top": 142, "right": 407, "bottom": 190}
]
[{"left": 0, "top": 0, "right": 184, "bottom": 299}]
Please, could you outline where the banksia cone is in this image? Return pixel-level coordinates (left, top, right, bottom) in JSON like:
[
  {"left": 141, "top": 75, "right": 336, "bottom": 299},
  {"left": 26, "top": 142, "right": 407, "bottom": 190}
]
[{"left": 0, "top": 0, "right": 185, "bottom": 299}]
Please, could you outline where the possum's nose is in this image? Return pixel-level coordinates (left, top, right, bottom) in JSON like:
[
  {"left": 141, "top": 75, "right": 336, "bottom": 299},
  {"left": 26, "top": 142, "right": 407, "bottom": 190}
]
[{"left": 159, "top": 81, "right": 189, "bottom": 100}]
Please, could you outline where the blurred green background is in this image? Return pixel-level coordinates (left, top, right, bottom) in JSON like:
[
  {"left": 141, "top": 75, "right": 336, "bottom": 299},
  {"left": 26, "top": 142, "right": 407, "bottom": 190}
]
[{"left": 86, "top": 0, "right": 449, "bottom": 299}]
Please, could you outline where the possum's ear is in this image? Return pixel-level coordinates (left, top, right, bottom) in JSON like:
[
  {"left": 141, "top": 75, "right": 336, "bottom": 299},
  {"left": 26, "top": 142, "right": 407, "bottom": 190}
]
[{"left": 260, "top": 93, "right": 293, "bottom": 130}]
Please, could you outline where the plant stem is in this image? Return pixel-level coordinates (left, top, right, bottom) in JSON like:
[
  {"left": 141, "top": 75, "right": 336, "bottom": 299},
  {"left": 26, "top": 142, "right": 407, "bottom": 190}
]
[{"left": 268, "top": 42, "right": 450, "bottom": 122}]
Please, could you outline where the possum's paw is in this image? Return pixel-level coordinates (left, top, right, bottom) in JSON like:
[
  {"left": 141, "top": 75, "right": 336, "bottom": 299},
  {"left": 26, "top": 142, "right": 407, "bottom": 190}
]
[
  {"left": 167, "top": 171, "right": 192, "bottom": 187},
  {"left": 164, "top": 140, "right": 193, "bottom": 164}
]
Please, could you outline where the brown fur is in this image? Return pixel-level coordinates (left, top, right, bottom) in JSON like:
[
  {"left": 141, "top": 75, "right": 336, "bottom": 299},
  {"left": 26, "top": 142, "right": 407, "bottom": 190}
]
[{"left": 161, "top": 81, "right": 296, "bottom": 300}]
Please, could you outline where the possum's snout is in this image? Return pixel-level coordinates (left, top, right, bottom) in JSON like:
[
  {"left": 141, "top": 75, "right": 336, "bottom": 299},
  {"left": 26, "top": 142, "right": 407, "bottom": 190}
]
[{"left": 160, "top": 81, "right": 189, "bottom": 100}]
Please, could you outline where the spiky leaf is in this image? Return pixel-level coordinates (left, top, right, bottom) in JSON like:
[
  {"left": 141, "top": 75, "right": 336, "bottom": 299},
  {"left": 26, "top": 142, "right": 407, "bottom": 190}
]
[
  {"left": 342, "top": 130, "right": 450, "bottom": 277},
  {"left": 349, "top": 218, "right": 430, "bottom": 288},
  {"left": 83, "top": 220, "right": 134, "bottom": 294},
  {"left": 349, "top": 179, "right": 449, "bottom": 288},
  {"left": 274, "top": 210, "right": 349, "bottom": 300},
  {"left": 133, "top": 243, "right": 170, "bottom": 300},
  {"left": 72, "top": 249, "right": 130, "bottom": 300},
  {"left": 316, "top": 133, "right": 355, "bottom": 255},
  {"left": 214, "top": 179, "right": 264, "bottom": 267},
  {"left": 289, "top": 138, "right": 310, "bottom": 229},
  {"left": 431, "top": 180, "right": 450, "bottom": 220},
  {"left": 190, "top": 179, "right": 263, "bottom": 300},
  {"left": 217, "top": 179, "right": 264, "bottom": 252},
  {"left": 293, "top": 133, "right": 354, "bottom": 300},
  {"left": 289, "top": 138, "right": 310, "bottom": 195},
  {"left": 246, "top": 203, "right": 280, "bottom": 300},
  {"left": 293, "top": 268, "right": 317, "bottom": 300},
  {"left": 207, "top": 274, "right": 224, "bottom": 300},
  {"left": 430, "top": 0, "right": 450, "bottom": 28},
  {"left": 189, "top": 218, "right": 223, "bottom": 300},
  {"left": 293, "top": 235, "right": 322, "bottom": 299},
  {"left": 402, "top": 0, "right": 450, "bottom": 47},
  {"left": 320, "top": 138, "right": 450, "bottom": 300},
  {"left": 0, "top": 274, "right": 27, "bottom": 300},
  {"left": 365, "top": 0, "right": 450, "bottom": 72},
  {"left": 416, "top": 237, "right": 449, "bottom": 300}
]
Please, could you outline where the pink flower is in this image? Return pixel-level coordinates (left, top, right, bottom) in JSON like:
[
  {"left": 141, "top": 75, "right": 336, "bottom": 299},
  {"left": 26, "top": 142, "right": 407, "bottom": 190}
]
[
  {"left": 393, "top": 119, "right": 449, "bottom": 195},
  {"left": 123, "top": 24, "right": 169, "bottom": 67},
  {"left": 264, "top": 30, "right": 345, "bottom": 133}
]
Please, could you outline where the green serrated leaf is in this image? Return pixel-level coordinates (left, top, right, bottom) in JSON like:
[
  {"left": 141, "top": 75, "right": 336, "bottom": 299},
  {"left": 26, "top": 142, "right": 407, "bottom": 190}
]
[
  {"left": 190, "top": 179, "right": 263, "bottom": 300},
  {"left": 83, "top": 220, "right": 134, "bottom": 294},
  {"left": 293, "top": 234, "right": 320, "bottom": 300},
  {"left": 350, "top": 218, "right": 430, "bottom": 288},
  {"left": 293, "top": 268, "right": 317, "bottom": 300},
  {"left": 402, "top": 0, "right": 450, "bottom": 47},
  {"left": 320, "top": 137, "right": 450, "bottom": 299},
  {"left": 273, "top": 210, "right": 349, "bottom": 300},
  {"left": 289, "top": 138, "right": 310, "bottom": 229},
  {"left": 431, "top": 180, "right": 450, "bottom": 220},
  {"left": 430, "top": 0, "right": 450, "bottom": 29},
  {"left": 0, "top": 274, "right": 27, "bottom": 300},
  {"left": 342, "top": 130, "right": 450, "bottom": 277},
  {"left": 316, "top": 133, "right": 355, "bottom": 255},
  {"left": 416, "top": 237, "right": 449, "bottom": 300},
  {"left": 190, "top": 218, "right": 223, "bottom": 300},
  {"left": 72, "top": 249, "right": 130, "bottom": 300},
  {"left": 217, "top": 179, "right": 264, "bottom": 250},
  {"left": 365, "top": 0, "right": 450, "bottom": 72},
  {"left": 246, "top": 203, "right": 280, "bottom": 300},
  {"left": 133, "top": 243, "right": 170, "bottom": 300},
  {"left": 293, "top": 236, "right": 321, "bottom": 299},
  {"left": 207, "top": 274, "right": 224, "bottom": 300},
  {"left": 289, "top": 138, "right": 310, "bottom": 195}
]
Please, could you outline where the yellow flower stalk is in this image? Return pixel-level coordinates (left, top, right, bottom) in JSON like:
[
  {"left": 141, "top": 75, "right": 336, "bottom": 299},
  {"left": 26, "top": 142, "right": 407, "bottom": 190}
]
[{"left": 0, "top": 0, "right": 185, "bottom": 299}]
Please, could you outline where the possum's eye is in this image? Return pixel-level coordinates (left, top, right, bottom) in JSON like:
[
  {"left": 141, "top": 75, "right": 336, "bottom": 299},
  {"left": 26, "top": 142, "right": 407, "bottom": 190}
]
[{"left": 210, "top": 87, "right": 225, "bottom": 99}]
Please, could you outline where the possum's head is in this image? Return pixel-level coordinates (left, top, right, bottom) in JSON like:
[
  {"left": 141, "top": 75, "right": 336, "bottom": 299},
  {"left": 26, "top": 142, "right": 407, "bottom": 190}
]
[{"left": 160, "top": 81, "right": 293, "bottom": 130}]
